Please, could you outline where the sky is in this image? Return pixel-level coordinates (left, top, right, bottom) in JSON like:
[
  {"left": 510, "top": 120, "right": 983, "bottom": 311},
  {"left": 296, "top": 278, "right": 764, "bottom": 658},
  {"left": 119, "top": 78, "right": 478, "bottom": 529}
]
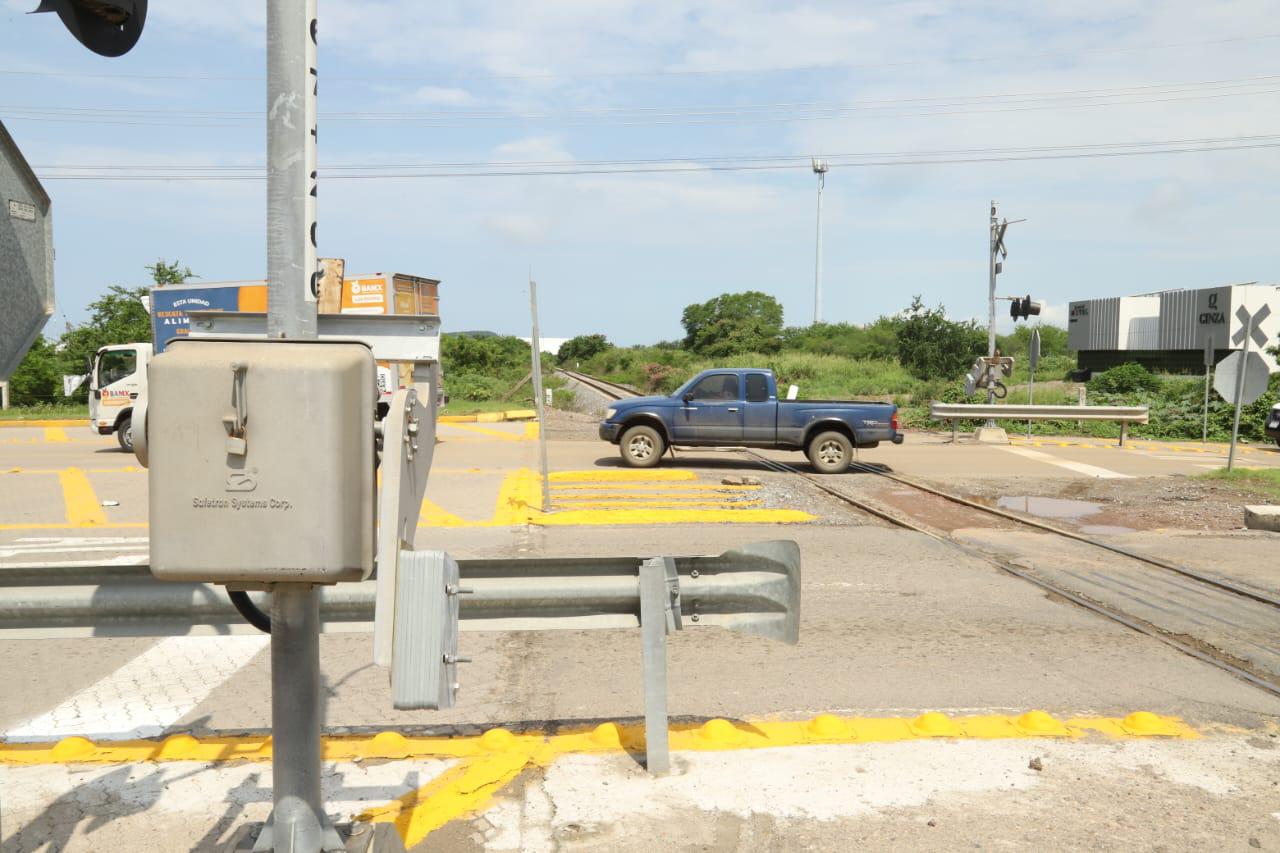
[{"left": 2, "top": 0, "right": 1278, "bottom": 345}]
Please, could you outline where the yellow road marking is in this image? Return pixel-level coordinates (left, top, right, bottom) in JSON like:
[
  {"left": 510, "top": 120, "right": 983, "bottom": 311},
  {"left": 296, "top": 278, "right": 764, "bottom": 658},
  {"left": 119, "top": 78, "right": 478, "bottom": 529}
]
[
  {"left": 360, "top": 752, "right": 529, "bottom": 846},
  {"left": 0, "top": 711, "right": 1200, "bottom": 846},
  {"left": 418, "top": 498, "right": 471, "bottom": 527},
  {"left": 551, "top": 483, "right": 756, "bottom": 492},
  {"left": 550, "top": 490, "right": 755, "bottom": 500},
  {"left": 57, "top": 468, "right": 107, "bottom": 527},
  {"left": 5, "top": 466, "right": 141, "bottom": 475},
  {"left": 42, "top": 427, "right": 69, "bottom": 443},
  {"left": 548, "top": 469, "right": 696, "bottom": 483},
  {"left": 442, "top": 422, "right": 531, "bottom": 442},
  {"left": 553, "top": 499, "right": 765, "bottom": 509},
  {"left": 0, "top": 419, "right": 83, "bottom": 428},
  {"left": 0, "top": 522, "right": 148, "bottom": 530}
]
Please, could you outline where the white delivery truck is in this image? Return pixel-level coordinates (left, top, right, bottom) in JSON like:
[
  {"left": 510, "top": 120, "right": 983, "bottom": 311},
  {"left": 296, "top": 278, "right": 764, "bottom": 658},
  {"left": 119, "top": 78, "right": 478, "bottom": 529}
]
[
  {"left": 89, "top": 273, "right": 442, "bottom": 451},
  {"left": 89, "top": 341, "right": 152, "bottom": 451}
]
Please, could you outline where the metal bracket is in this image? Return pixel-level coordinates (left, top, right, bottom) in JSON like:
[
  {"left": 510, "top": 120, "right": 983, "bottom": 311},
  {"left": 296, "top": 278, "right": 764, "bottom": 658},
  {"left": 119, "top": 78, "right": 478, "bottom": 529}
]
[
  {"left": 662, "top": 556, "right": 682, "bottom": 632},
  {"left": 373, "top": 387, "right": 437, "bottom": 667}
]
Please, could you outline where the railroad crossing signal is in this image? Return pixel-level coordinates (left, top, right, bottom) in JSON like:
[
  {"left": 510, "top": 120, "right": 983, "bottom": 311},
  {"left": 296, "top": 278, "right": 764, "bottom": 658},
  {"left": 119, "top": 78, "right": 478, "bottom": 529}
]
[
  {"left": 1010, "top": 295, "right": 1041, "bottom": 321},
  {"left": 1234, "top": 304, "right": 1271, "bottom": 349},
  {"left": 964, "top": 356, "right": 1015, "bottom": 398},
  {"left": 32, "top": 0, "right": 148, "bottom": 56}
]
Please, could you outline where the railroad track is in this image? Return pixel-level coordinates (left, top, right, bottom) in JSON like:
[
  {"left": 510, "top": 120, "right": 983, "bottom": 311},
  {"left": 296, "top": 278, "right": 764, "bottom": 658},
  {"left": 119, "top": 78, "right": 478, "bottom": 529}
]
[
  {"left": 556, "top": 369, "right": 640, "bottom": 401},
  {"left": 552, "top": 370, "right": 1280, "bottom": 697},
  {"left": 741, "top": 448, "right": 1280, "bottom": 699}
]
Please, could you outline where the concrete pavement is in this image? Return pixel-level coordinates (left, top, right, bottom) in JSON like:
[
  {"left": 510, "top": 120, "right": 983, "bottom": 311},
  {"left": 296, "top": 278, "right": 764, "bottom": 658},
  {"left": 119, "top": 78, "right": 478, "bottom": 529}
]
[{"left": 2, "top": 422, "right": 1279, "bottom": 850}]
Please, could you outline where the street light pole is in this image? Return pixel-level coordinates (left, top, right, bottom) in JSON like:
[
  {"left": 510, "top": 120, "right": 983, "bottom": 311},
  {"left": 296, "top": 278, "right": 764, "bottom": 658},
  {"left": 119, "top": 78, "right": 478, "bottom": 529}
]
[{"left": 812, "top": 158, "right": 828, "bottom": 325}]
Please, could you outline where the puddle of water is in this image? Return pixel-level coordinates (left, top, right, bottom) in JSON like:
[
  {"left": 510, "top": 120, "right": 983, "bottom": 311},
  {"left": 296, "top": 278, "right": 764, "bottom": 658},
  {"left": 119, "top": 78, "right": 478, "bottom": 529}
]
[
  {"left": 1080, "top": 524, "right": 1136, "bottom": 535},
  {"left": 997, "top": 495, "right": 1103, "bottom": 520}
]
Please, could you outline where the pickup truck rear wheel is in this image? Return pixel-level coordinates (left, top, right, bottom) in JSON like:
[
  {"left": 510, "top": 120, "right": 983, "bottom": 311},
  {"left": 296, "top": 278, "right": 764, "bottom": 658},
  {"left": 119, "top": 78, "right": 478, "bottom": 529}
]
[
  {"left": 807, "top": 430, "right": 852, "bottom": 474},
  {"left": 620, "top": 424, "right": 664, "bottom": 468}
]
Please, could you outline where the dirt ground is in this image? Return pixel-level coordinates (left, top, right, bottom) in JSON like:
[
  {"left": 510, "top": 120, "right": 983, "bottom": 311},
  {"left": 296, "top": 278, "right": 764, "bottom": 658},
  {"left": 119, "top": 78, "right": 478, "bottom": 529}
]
[{"left": 930, "top": 474, "right": 1273, "bottom": 532}]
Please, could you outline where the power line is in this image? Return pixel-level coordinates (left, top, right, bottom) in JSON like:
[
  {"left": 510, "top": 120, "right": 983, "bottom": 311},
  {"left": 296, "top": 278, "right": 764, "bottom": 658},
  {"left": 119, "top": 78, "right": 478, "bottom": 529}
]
[
  {"left": 31, "top": 134, "right": 1280, "bottom": 172},
  {"left": 1, "top": 32, "right": 1277, "bottom": 83},
  {"left": 6, "top": 76, "right": 1280, "bottom": 129},
  {"left": 34, "top": 137, "right": 1280, "bottom": 181}
]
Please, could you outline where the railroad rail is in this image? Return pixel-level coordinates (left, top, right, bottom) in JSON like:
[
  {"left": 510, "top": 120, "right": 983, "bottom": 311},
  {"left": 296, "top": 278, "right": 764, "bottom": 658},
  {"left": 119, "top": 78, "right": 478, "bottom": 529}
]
[
  {"left": 557, "top": 368, "right": 641, "bottom": 401},
  {"left": 738, "top": 448, "right": 1280, "bottom": 699},
  {"left": 552, "top": 369, "right": 1280, "bottom": 697}
]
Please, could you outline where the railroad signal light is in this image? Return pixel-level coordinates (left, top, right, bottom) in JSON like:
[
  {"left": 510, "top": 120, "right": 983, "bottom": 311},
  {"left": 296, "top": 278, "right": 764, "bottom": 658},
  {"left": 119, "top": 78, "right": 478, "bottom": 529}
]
[
  {"left": 1010, "top": 295, "right": 1041, "bottom": 322},
  {"left": 32, "top": 0, "right": 147, "bottom": 57}
]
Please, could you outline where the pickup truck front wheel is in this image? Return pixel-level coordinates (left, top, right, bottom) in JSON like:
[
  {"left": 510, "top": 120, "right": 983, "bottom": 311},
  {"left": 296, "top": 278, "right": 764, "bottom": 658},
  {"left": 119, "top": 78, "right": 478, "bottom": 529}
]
[
  {"left": 620, "top": 424, "right": 664, "bottom": 468},
  {"left": 807, "top": 430, "right": 852, "bottom": 474}
]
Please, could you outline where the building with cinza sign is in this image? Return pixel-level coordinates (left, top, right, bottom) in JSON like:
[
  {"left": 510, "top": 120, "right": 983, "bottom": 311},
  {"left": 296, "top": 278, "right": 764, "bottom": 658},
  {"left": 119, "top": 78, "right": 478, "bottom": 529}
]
[{"left": 1069, "top": 282, "right": 1280, "bottom": 374}]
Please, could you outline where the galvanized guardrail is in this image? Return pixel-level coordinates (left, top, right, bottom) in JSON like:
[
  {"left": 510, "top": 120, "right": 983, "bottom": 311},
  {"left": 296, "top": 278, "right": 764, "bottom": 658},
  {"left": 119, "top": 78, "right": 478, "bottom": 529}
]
[
  {"left": 930, "top": 402, "right": 1150, "bottom": 445},
  {"left": 0, "top": 541, "right": 799, "bottom": 775}
]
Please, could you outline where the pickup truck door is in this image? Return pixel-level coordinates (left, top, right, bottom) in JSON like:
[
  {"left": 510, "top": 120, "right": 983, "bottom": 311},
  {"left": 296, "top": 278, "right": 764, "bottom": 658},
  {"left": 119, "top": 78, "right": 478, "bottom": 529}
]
[
  {"left": 673, "top": 373, "right": 745, "bottom": 444},
  {"left": 742, "top": 372, "right": 776, "bottom": 445}
]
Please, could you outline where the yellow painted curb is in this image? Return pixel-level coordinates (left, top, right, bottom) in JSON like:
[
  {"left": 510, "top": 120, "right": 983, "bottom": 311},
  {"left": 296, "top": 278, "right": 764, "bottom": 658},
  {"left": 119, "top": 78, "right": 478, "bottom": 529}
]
[
  {"left": 0, "top": 711, "right": 1199, "bottom": 768},
  {"left": 0, "top": 711, "right": 1202, "bottom": 848},
  {"left": 0, "top": 419, "right": 84, "bottom": 428},
  {"left": 438, "top": 410, "right": 538, "bottom": 424}
]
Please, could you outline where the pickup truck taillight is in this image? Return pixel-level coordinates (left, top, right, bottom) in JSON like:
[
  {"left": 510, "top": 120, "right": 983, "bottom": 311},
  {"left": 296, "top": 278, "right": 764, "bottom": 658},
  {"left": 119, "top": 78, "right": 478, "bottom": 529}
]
[{"left": 891, "top": 411, "right": 900, "bottom": 432}]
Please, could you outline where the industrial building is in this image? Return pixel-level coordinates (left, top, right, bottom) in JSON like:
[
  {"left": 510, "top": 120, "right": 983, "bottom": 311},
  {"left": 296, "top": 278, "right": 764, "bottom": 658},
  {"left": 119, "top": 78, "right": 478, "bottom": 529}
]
[{"left": 1069, "top": 283, "right": 1280, "bottom": 374}]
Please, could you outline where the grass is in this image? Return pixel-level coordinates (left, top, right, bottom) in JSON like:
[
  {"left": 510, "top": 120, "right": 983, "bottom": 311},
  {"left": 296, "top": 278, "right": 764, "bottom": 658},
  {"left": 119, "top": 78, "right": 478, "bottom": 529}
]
[
  {"left": 1196, "top": 467, "right": 1280, "bottom": 500},
  {"left": 0, "top": 403, "right": 84, "bottom": 420},
  {"left": 441, "top": 398, "right": 529, "bottom": 416}
]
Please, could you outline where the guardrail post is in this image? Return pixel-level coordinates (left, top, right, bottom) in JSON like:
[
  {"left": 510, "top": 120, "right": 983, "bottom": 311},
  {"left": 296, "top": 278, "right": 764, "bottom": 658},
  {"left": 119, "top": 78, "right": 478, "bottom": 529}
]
[
  {"left": 1118, "top": 421, "right": 1127, "bottom": 447},
  {"left": 951, "top": 418, "right": 957, "bottom": 445},
  {"left": 638, "top": 556, "right": 671, "bottom": 774}
]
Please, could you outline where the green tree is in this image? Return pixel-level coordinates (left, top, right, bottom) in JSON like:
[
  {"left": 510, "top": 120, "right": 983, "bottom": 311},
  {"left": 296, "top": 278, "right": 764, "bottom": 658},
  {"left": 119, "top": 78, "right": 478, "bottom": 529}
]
[
  {"left": 997, "top": 324, "right": 1069, "bottom": 359},
  {"left": 780, "top": 317, "right": 901, "bottom": 360},
  {"left": 146, "top": 258, "right": 196, "bottom": 286},
  {"left": 4, "top": 260, "right": 195, "bottom": 407},
  {"left": 681, "top": 291, "right": 784, "bottom": 358},
  {"left": 557, "top": 334, "right": 612, "bottom": 365},
  {"left": 894, "top": 296, "right": 986, "bottom": 380},
  {"left": 6, "top": 335, "right": 61, "bottom": 406}
]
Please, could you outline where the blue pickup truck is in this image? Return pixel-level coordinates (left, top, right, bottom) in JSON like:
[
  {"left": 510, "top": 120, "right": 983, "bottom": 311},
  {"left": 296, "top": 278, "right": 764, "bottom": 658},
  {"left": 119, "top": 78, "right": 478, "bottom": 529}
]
[{"left": 598, "top": 368, "right": 901, "bottom": 473}]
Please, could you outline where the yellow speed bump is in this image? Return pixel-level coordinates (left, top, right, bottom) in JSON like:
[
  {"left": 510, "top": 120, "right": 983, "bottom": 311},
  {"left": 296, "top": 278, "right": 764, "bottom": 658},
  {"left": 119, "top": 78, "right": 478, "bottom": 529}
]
[
  {"left": 0, "top": 711, "right": 1199, "bottom": 769},
  {"left": 0, "top": 710, "right": 1201, "bottom": 847}
]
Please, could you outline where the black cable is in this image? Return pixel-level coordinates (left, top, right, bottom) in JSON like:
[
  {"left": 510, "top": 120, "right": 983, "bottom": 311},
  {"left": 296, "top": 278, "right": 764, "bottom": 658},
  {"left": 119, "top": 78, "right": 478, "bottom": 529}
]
[{"left": 228, "top": 589, "right": 271, "bottom": 633}]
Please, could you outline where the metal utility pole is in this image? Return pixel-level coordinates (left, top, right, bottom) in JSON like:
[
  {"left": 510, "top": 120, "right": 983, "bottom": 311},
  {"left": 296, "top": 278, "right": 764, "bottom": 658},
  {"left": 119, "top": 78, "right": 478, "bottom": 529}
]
[
  {"left": 986, "top": 203, "right": 1024, "bottom": 404},
  {"left": 263, "top": 0, "right": 337, "bottom": 850},
  {"left": 812, "top": 158, "right": 828, "bottom": 325},
  {"left": 529, "top": 279, "right": 552, "bottom": 512},
  {"left": 1228, "top": 310, "right": 1253, "bottom": 472}
]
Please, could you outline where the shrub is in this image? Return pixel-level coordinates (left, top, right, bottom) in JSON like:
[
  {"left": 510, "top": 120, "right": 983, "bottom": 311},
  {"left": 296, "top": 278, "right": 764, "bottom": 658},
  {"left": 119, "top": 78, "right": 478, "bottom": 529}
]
[
  {"left": 557, "top": 334, "right": 612, "bottom": 365},
  {"left": 894, "top": 296, "right": 986, "bottom": 380},
  {"left": 1089, "top": 362, "right": 1160, "bottom": 395}
]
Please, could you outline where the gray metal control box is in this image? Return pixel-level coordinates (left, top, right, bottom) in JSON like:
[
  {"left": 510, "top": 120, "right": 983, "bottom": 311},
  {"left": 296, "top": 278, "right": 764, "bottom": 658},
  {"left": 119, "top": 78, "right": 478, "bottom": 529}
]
[{"left": 148, "top": 340, "right": 376, "bottom": 584}]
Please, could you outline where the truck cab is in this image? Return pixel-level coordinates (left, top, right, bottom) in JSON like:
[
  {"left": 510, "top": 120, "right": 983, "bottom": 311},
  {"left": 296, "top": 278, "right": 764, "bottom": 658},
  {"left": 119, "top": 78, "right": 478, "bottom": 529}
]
[{"left": 90, "top": 343, "right": 151, "bottom": 451}]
